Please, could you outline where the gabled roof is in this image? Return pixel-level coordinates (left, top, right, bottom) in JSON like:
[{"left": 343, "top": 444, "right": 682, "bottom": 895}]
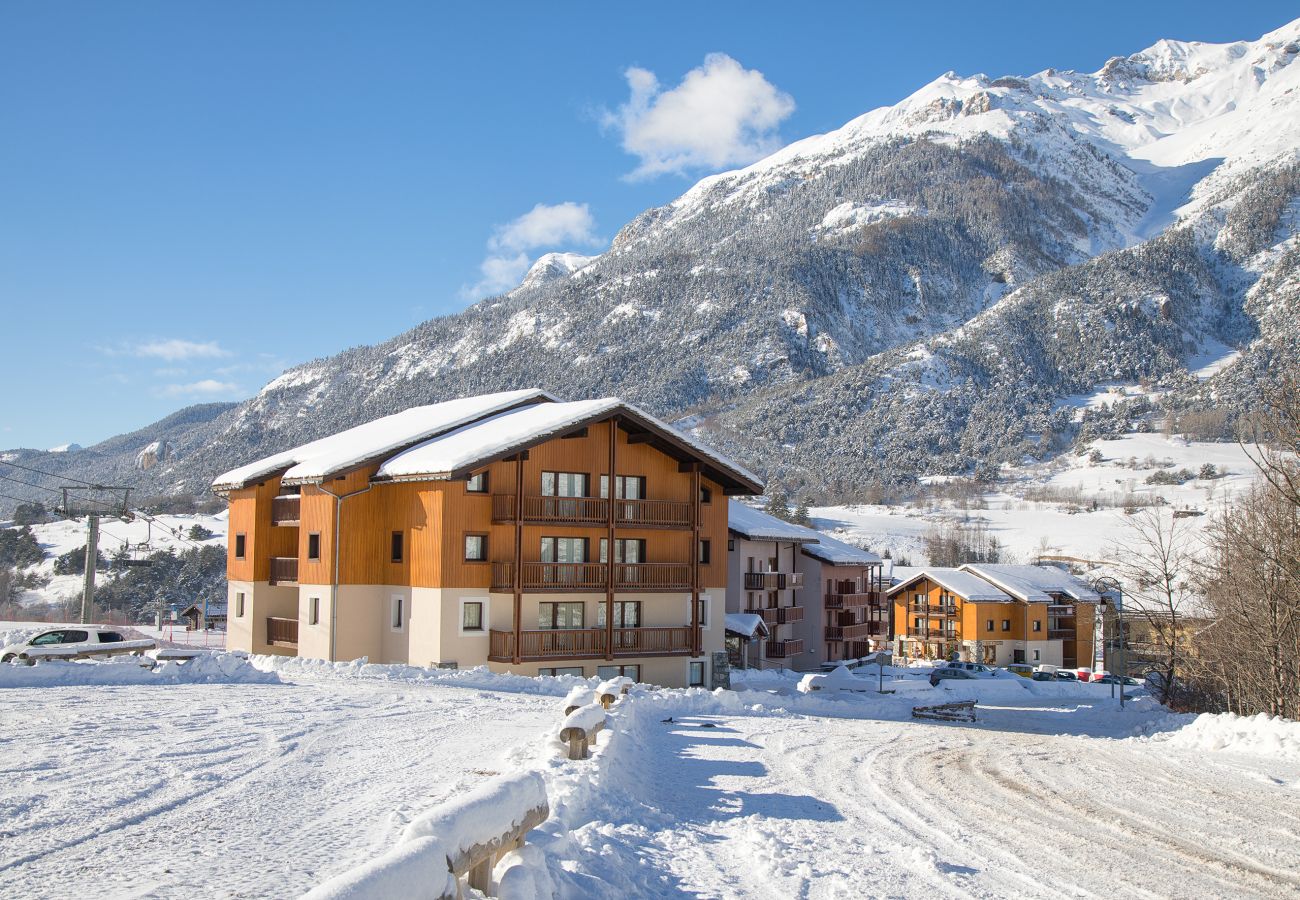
[
  {"left": 375, "top": 399, "right": 763, "bottom": 495},
  {"left": 800, "top": 532, "right": 881, "bottom": 566},
  {"left": 211, "top": 390, "right": 553, "bottom": 492},
  {"left": 886, "top": 567, "right": 1014, "bottom": 603},
  {"left": 959, "top": 564, "right": 1101, "bottom": 604},
  {"left": 727, "top": 500, "right": 820, "bottom": 543},
  {"left": 724, "top": 613, "right": 770, "bottom": 639}
]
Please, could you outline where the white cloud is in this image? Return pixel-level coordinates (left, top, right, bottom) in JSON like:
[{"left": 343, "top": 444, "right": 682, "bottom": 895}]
[
  {"left": 159, "top": 379, "right": 242, "bottom": 398},
  {"left": 602, "top": 53, "right": 795, "bottom": 179},
  {"left": 133, "top": 339, "right": 231, "bottom": 361},
  {"left": 466, "top": 202, "right": 600, "bottom": 298}
]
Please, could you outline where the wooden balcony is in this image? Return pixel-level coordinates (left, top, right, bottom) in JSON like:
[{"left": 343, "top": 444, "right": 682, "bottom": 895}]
[
  {"left": 743, "top": 571, "right": 804, "bottom": 591},
  {"left": 764, "top": 638, "right": 804, "bottom": 659},
  {"left": 270, "top": 495, "right": 300, "bottom": 525},
  {"left": 266, "top": 616, "right": 298, "bottom": 648},
  {"left": 487, "top": 626, "right": 693, "bottom": 662},
  {"left": 907, "top": 626, "right": 958, "bottom": 640},
  {"left": 744, "top": 605, "right": 804, "bottom": 626},
  {"left": 490, "top": 561, "right": 693, "bottom": 592},
  {"left": 269, "top": 557, "right": 298, "bottom": 586},
  {"left": 909, "top": 603, "right": 958, "bottom": 617},
  {"left": 825, "top": 622, "right": 878, "bottom": 642},
  {"left": 491, "top": 494, "right": 693, "bottom": 529},
  {"left": 1049, "top": 629, "right": 1077, "bottom": 640},
  {"left": 823, "top": 591, "right": 883, "bottom": 609}
]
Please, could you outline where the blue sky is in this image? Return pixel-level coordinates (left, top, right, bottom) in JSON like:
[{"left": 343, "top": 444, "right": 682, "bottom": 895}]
[{"left": 1, "top": 1, "right": 1294, "bottom": 450}]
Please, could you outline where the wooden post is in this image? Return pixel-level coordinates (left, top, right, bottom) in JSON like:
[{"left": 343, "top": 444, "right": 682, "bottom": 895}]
[
  {"left": 605, "top": 417, "right": 616, "bottom": 661},
  {"left": 690, "top": 464, "right": 701, "bottom": 657},
  {"left": 512, "top": 454, "right": 524, "bottom": 666}
]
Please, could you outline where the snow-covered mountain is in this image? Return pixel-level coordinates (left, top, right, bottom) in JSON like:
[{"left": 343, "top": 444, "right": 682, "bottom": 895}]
[{"left": 5, "top": 18, "right": 1299, "bottom": 506}]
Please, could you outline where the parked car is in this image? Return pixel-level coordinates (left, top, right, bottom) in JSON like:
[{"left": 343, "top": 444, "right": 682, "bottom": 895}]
[
  {"left": 1053, "top": 670, "right": 1078, "bottom": 681},
  {"left": 1005, "top": 664, "right": 1036, "bottom": 678},
  {"left": 0, "top": 627, "right": 144, "bottom": 663},
  {"left": 1094, "top": 674, "right": 1124, "bottom": 685},
  {"left": 929, "top": 666, "right": 977, "bottom": 686},
  {"left": 1031, "top": 671, "right": 1057, "bottom": 682},
  {"left": 943, "top": 661, "right": 997, "bottom": 675}
]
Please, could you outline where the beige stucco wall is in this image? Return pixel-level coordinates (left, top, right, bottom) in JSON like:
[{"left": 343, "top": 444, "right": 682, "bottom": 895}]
[
  {"left": 486, "top": 653, "right": 709, "bottom": 688},
  {"left": 226, "top": 580, "right": 297, "bottom": 656}
]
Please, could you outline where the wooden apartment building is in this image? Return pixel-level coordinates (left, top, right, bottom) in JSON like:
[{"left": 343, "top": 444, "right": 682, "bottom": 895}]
[
  {"left": 212, "top": 390, "right": 762, "bottom": 688},
  {"left": 888, "top": 564, "right": 1098, "bottom": 669}
]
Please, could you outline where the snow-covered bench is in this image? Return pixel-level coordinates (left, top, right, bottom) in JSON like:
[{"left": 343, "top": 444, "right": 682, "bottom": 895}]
[
  {"left": 912, "top": 700, "right": 977, "bottom": 722},
  {"left": 303, "top": 771, "right": 550, "bottom": 900},
  {"left": 563, "top": 685, "right": 596, "bottom": 715},
  {"left": 20, "top": 639, "right": 156, "bottom": 665},
  {"left": 558, "top": 703, "right": 606, "bottom": 760},
  {"left": 595, "top": 676, "right": 634, "bottom": 708}
]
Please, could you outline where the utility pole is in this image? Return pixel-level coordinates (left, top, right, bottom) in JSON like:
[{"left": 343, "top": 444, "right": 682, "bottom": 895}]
[
  {"left": 80, "top": 514, "right": 99, "bottom": 624},
  {"left": 60, "top": 486, "right": 132, "bottom": 627}
]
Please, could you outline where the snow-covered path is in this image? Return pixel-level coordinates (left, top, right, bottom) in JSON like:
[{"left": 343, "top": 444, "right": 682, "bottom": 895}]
[
  {"left": 0, "top": 677, "right": 555, "bottom": 898},
  {"left": 569, "top": 699, "right": 1300, "bottom": 898}
]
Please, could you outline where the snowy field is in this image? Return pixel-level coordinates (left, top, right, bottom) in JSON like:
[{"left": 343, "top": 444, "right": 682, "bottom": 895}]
[
  {"left": 813, "top": 432, "right": 1268, "bottom": 564},
  {"left": 0, "top": 661, "right": 558, "bottom": 898}
]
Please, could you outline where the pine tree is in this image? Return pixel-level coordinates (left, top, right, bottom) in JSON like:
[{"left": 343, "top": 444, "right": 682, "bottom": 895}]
[
  {"left": 765, "top": 489, "right": 792, "bottom": 522},
  {"left": 792, "top": 499, "right": 812, "bottom": 526}
]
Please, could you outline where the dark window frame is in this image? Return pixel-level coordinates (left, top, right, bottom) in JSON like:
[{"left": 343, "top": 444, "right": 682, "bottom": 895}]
[
  {"left": 699, "top": 539, "right": 711, "bottom": 564},
  {"left": 462, "top": 600, "right": 484, "bottom": 631},
  {"left": 985, "top": 618, "right": 995, "bottom": 633},
  {"left": 465, "top": 471, "right": 489, "bottom": 493},
  {"left": 307, "top": 532, "right": 321, "bottom": 561},
  {"left": 1001, "top": 619, "right": 1011, "bottom": 632},
  {"left": 234, "top": 533, "right": 246, "bottom": 560},
  {"left": 464, "top": 533, "right": 488, "bottom": 562},
  {"left": 689, "top": 660, "right": 705, "bottom": 687},
  {"left": 391, "top": 531, "right": 404, "bottom": 563}
]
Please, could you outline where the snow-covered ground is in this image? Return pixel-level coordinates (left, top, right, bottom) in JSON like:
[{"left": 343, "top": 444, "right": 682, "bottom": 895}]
[
  {"left": 0, "top": 661, "right": 558, "bottom": 898},
  {"left": 813, "top": 432, "right": 1266, "bottom": 564},
  {"left": 2, "top": 651, "right": 1298, "bottom": 898},
  {"left": 549, "top": 675, "right": 1300, "bottom": 898}
]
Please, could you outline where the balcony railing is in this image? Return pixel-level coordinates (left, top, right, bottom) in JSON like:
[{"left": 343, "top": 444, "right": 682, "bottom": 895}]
[
  {"left": 1048, "top": 629, "right": 1077, "bottom": 640},
  {"left": 266, "top": 616, "right": 298, "bottom": 648},
  {"left": 909, "top": 603, "right": 958, "bottom": 617},
  {"left": 825, "top": 622, "right": 878, "bottom": 642},
  {"left": 744, "top": 572, "right": 804, "bottom": 591},
  {"left": 269, "top": 557, "right": 298, "bottom": 586},
  {"left": 491, "top": 494, "right": 694, "bottom": 528},
  {"left": 270, "top": 495, "right": 301, "bottom": 525},
  {"left": 744, "top": 605, "right": 804, "bottom": 626},
  {"left": 907, "top": 626, "right": 958, "bottom": 640},
  {"left": 487, "top": 626, "right": 693, "bottom": 661},
  {"left": 490, "top": 561, "right": 693, "bottom": 592},
  {"left": 823, "top": 591, "right": 883, "bottom": 609},
  {"left": 765, "top": 638, "right": 804, "bottom": 659},
  {"left": 1047, "top": 604, "right": 1075, "bottom": 615}
]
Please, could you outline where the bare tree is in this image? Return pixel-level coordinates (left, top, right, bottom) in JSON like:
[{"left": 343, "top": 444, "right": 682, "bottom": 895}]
[
  {"left": 1242, "top": 370, "right": 1300, "bottom": 509},
  {"left": 1105, "top": 508, "right": 1201, "bottom": 703}
]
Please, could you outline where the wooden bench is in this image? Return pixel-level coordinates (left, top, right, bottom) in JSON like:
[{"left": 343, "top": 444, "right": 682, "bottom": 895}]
[
  {"left": 558, "top": 704, "right": 607, "bottom": 760},
  {"left": 20, "top": 640, "right": 156, "bottom": 666}
]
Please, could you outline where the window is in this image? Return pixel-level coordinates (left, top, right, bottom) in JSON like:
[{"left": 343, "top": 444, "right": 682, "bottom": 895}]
[
  {"left": 1033, "top": 620, "right": 1042, "bottom": 633},
  {"left": 539, "top": 666, "right": 584, "bottom": 677},
  {"left": 689, "top": 661, "right": 705, "bottom": 686},
  {"left": 985, "top": 619, "right": 994, "bottom": 632},
  {"left": 464, "top": 534, "right": 488, "bottom": 562},
  {"left": 600, "top": 538, "right": 645, "bottom": 564},
  {"left": 1033, "top": 649, "right": 1041, "bottom": 661},
  {"left": 235, "top": 592, "right": 245, "bottom": 618},
  {"left": 391, "top": 531, "right": 404, "bottom": 563},
  {"left": 541, "top": 537, "right": 587, "bottom": 562},
  {"left": 597, "top": 664, "right": 639, "bottom": 681},
  {"left": 31, "top": 631, "right": 65, "bottom": 646},
  {"left": 691, "top": 594, "right": 709, "bottom": 627},
  {"left": 541, "top": 471, "right": 589, "bottom": 497},
  {"left": 728, "top": 538, "right": 735, "bottom": 551},
  {"left": 599, "top": 474, "right": 645, "bottom": 500},
  {"left": 462, "top": 601, "right": 483, "bottom": 631},
  {"left": 308, "top": 533, "right": 321, "bottom": 561},
  {"left": 1001, "top": 619, "right": 1011, "bottom": 632},
  {"left": 391, "top": 595, "right": 404, "bottom": 630},
  {"left": 598, "top": 601, "right": 642, "bottom": 646},
  {"left": 234, "top": 534, "right": 246, "bottom": 559},
  {"left": 466, "top": 471, "right": 489, "bottom": 493},
  {"left": 97, "top": 631, "right": 125, "bottom": 643},
  {"left": 539, "top": 602, "right": 584, "bottom": 629},
  {"left": 699, "top": 539, "right": 711, "bottom": 564},
  {"left": 309, "top": 597, "right": 320, "bottom": 625},
  {"left": 700, "top": 485, "right": 712, "bottom": 504}
]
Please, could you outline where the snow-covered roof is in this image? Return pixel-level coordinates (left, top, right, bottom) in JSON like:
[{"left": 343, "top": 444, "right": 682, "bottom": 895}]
[
  {"left": 727, "top": 501, "right": 820, "bottom": 543},
  {"left": 724, "top": 613, "right": 769, "bottom": 639},
  {"left": 212, "top": 390, "right": 552, "bottom": 491},
  {"left": 959, "top": 564, "right": 1101, "bottom": 604},
  {"left": 376, "top": 398, "right": 763, "bottom": 494},
  {"left": 887, "top": 567, "right": 1014, "bottom": 603},
  {"left": 800, "top": 532, "right": 880, "bottom": 566}
]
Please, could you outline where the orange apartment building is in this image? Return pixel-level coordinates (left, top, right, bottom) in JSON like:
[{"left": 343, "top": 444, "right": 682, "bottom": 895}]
[
  {"left": 889, "top": 564, "right": 1098, "bottom": 669},
  {"left": 212, "top": 390, "right": 763, "bottom": 688}
]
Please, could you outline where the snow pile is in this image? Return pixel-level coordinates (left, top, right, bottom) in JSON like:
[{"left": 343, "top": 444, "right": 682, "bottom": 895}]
[
  {"left": 0, "top": 625, "right": 42, "bottom": 648},
  {"left": 562, "top": 686, "right": 596, "bottom": 710},
  {"left": 798, "top": 665, "right": 869, "bottom": 693},
  {"left": 252, "top": 655, "right": 586, "bottom": 697},
  {"left": 559, "top": 703, "right": 607, "bottom": 737},
  {"left": 0, "top": 651, "right": 280, "bottom": 688},
  {"left": 303, "top": 836, "right": 455, "bottom": 900},
  {"left": 1135, "top": 711, "right": 1300, "bottom": 761}
]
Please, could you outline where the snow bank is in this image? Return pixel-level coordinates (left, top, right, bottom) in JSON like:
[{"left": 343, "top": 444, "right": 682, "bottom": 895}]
[
  {"left": 0, "top": 651, "right": 280, "bottom": 688},
  {"left": 302, "top": 836, "right": 455, "bottom": 900},
  {"left": 798, "top": 665, "right": 870, "bottom": 693},
  {"left": 1134, "top": 711, "right": 1300, "bottom": 761},
  {"left": 252, "top": 655, "right": 586, "bottom": 697},
  {"left": 401, "top": 771, "right": 548, "bottom": 858}
]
